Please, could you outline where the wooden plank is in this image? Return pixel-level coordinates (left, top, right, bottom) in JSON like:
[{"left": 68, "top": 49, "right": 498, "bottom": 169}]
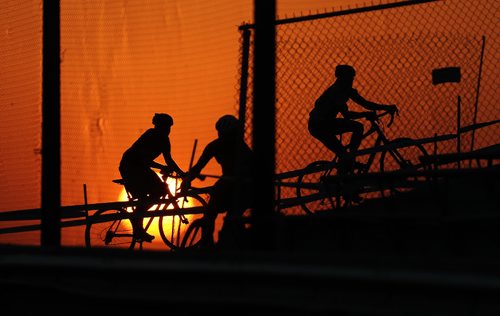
[
  {"left": 0, "top": 205, "right": 210, "bottom": 235},
  {"left": 0, "top": 193, "right": 209, "bottom": 222},
  {"left": 459, "top": 119, "right": 500, "bottom": 133},
  {"left": 275, "top": 161, "right": 336, "bottom": 180},
  {"left": 420, "top": 144, "right": 500, "bottom": 166},
  {"left": 278, "top": 192, "right": 331, "bottom": 209},
  {"left": 276, "top": 181, "right": 322, "bottom": 190},
  {"left": 0, "top": 218, "right": 88, "bottom": 234},
  {"left": 0, "top": 207, "right": 86, "bottom": 221}
]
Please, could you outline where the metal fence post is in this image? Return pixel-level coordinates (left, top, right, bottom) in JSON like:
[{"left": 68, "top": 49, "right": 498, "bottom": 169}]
[
  {"left": 41, "top": 0, "right": 61, "bottom": 247},
  {"left": 251, "top": 0, "right": 276, "bottom": 250}
]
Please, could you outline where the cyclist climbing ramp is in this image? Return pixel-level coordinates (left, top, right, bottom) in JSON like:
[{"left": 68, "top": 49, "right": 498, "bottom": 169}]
[{"left": 237, "top": 0, "right": 498, "bottom": 214}]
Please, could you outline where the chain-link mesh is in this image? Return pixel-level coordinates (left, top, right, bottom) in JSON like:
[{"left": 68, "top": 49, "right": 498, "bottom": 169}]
[{"left": 238, "top": 0, "right": 498, "bottom": 213}]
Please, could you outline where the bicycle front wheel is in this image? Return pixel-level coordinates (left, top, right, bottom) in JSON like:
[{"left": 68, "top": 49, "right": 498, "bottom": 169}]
[
  {"left": 180, "top": 218, "right": 205, "bottom": 250},
  {"left": 380, "top": 137, "right": 429, "bottom": 173},
  {"left": 296, "top": 160, "right": 345, "bottom": 214},
  {"left": 85, "top": 209, "right": 136, "bottom": 250},
  {"left": 158, "top": 192, "right": 207, "bottom": 251},
  {"left": 380, "top": 137, "right": 429, "bottom": 194}
]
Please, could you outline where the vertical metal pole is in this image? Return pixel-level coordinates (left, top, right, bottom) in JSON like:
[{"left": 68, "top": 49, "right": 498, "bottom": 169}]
[
  {"left": 83, "top": 184, "right": 88, "bottom": 221},
  {"left": 252, "top": 0, "right": 276, "bottom": 250},
  {"left": 41, "top": 0, "right": 61, "bottom": 247},
  {"left": 470, "top": 36, "right": 486, "bottom": 158},
  {"left": 238, "top": 29, "right": 251, "bottom": 124},
  {"left": 189, "top": 139, "right": 198, "bottom": 170},
  {"left": 456, "top": 95, "right": 461, "bottom": 169}
]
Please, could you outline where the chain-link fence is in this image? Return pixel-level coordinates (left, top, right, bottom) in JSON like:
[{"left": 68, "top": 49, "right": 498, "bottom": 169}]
[{"left": 237, "top": 0, "right": 498, "bottom": 213}]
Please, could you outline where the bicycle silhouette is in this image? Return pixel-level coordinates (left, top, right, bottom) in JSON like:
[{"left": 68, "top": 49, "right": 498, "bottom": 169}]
[
  {"left": 85, "top": 170, "right": 208, "bottom": 251},
  {"left": 180, "top": 174, "right": 252, "bottom": 250},
  {"left": 295, "top": 109, "right": 429, "bottom": 214}
]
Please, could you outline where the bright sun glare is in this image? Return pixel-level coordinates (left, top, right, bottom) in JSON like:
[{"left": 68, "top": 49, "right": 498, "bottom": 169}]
[
  {"left": 117, "top": 172, "right": 197, "bottom": 246},
  {"left": 117, "top": 173, "right": 180, "bottom": 208}
]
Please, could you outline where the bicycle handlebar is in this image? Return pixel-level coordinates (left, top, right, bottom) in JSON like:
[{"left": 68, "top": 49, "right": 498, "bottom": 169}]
[{"left": 369, "top": 108, "right": 398, "bottom": 127}]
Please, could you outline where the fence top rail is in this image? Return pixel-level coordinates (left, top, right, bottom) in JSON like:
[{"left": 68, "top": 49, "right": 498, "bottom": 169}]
[{"left": 238, "top": 0, "right": 441, "bottom": 30}]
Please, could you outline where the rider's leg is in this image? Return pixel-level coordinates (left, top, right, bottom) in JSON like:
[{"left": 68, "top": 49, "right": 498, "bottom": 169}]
[
  {"left": 131, "top": 202, "right": 154, "bottom": 241},
  {"left": 334, "top": 120, "right": 364, "bottom": 203},
  {"left": 200, "top": 208, "right": 217, "bottom": 249},
  {"left": 134, "top": 175, "right": 167, "bottom": 242},
  {"left": 332, "top": 119, "right": 364, "bottom": 174},
  {"left": 200, "top": 180, "right": 226, "bottom": 249},
  {"left": 121, "top": 186, "right": 152, "bottom": 241},
  {"left": 308, "top": 119, "right": 347, "bottom": 159},
  {"left": 125, "top": 168, "right": 166, "bottom": 242},
  {"left": 218, "top": 185, "right": 251, "bottom": 250},
  {"left": 346, "top": 121, "right": 364, "bottom": 155}
]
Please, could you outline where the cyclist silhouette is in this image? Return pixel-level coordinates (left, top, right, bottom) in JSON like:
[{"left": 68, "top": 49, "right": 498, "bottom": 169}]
[
  {"left": 181, "top": 114, "right": 256, "bottom": 250},
  {"left": 119, "top": 113, "right": 185, "bottom": 242},
  {"left": 308, "top": 64, "right": 398, "bottom": 173}
]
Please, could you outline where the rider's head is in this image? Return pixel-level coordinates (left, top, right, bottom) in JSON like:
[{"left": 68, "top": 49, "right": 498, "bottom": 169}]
[
  {"left": 335, "top": 65, "right": 356, "bottom": 82},
  {"left": 215, "top": 114, "right": 242, "bottom": 139},
  {"left": 152, "top": 113, "right": 173, "bottom": 130}
]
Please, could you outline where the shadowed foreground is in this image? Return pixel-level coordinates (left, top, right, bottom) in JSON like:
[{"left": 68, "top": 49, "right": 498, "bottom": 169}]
[{"left": 1, "top": 166, "right": 499, "bottom": 315}]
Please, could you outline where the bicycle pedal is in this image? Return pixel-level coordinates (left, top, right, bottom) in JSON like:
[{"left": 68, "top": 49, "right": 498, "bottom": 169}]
[{"left": 179, "top": 214, "right": 189, "bottom": 224}]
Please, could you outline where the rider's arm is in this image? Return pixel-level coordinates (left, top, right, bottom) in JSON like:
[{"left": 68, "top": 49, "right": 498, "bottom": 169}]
[
  {"left": 163, "top": 153, "right": 184, "bottom": 176},
  {"left": 159, "top": 138, "right": 184, "bottom": 176},
  {"left": 149, "top": 160, "right": 167, "bottom": 170},
  {"left": 184, "top": 141, "right": 217, "bottom": 182},
  {"left": 351, "top": 89, "right": 397, "bottom": 112},
  {"left": 342, "top": 109, "right": 369, "bottom": 120}
]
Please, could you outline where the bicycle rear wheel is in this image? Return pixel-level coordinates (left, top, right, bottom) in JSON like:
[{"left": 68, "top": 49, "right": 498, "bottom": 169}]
[
  {"left": 158, "top": 191, "right": 207, "bottom": 251},
  {"left": 296, "top": 160, "right": 346, "bottom": 214},
  {"left": 85, "top": 209, "right": 136, "bottom": 250}
]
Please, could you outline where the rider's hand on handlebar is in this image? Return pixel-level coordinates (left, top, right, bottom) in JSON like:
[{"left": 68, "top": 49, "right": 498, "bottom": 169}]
[
  {"left": 388, "top": 104, "right": 399, "bottom": 116},
  {"left": 365, "top": 111, "right": 378, "bottom": 122},
  {"left": 385, "top": 104, "right": 398, "bottom": 127}
]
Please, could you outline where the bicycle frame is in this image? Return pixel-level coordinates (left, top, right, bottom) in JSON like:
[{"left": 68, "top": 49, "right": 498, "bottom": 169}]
[
  {"left": 85, "top": 172, "right": 209, "bottom": 251},
  {"left": 294, "top": 110, "right": 429, "bottom": 214},
  {"left": 356, "top": 112, "right": 397, "bottom": 173}
]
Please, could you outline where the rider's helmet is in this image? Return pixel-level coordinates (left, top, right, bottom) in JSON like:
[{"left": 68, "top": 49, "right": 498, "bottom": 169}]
[
  {"left": 215, "top": 114, "right": 242, "bottom": 137},
  {"left": 335, "top": 64, "right": 356, "bottom": 79},
  {"left": 152, "top": 113, "right": 173, "bottom": 127}
]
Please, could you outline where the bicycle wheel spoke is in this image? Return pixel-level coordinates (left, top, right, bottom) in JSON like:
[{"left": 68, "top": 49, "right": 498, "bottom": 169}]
[
  {"left": 158, "top": 192, "right": 207, "bottom": 251},
  {"left": 296, "top": 160, "right": 346, "bottom": 214},
  {"left": 380, "top": 137, "right": 429, "bottom": 194},
  {"left": 85, "top": 209, "right": 136, "bottom": 249},
  {"left": 181, "top": 219, "right": 204, "bottom": 249},
  {"left": 381, "top": 138, "right": 428, "bottom": 173}
]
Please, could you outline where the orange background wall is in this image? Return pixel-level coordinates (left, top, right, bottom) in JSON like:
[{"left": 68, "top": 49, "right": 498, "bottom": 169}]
[{"left": 0, "top": 0, "right": 364, "bottom": 246}]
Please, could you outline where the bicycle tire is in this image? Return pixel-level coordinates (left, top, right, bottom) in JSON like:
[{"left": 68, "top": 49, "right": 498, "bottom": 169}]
[
  {"left": 379, "top": 137, "right": 429, "bottom": 194},
  {"left": 158, "top": 191, "right": 207, "bottom": 251},
  {"left": 380, "top": 137, "right": 429, "bottom": 173},
  {"left": 85, "top": 208, "right": 136, "bottom": 250},
  {"left": 296, "top": 160, "right": 346, "bottom": 214},
  {"left": 180, "top": 217, "right": 205, "bottom": 249}
]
